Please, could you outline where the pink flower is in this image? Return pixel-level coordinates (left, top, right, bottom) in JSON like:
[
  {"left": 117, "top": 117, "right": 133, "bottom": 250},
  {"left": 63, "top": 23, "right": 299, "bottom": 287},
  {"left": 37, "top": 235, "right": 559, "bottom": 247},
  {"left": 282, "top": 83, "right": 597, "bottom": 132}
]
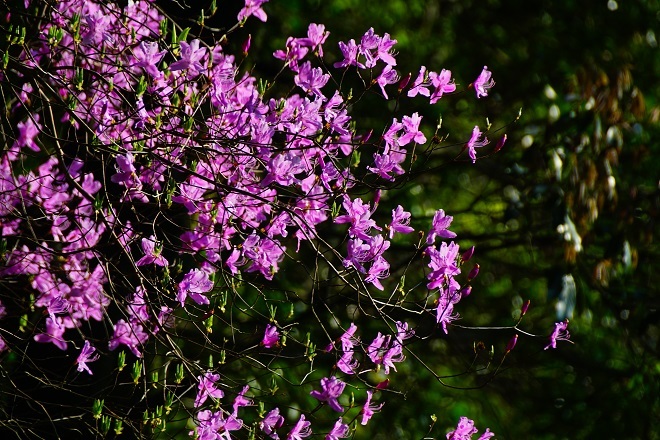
[
  {"left": 407, "top": 66, "right": 432, "bottom": 97},
  {"left": 389, "top": 205, "right": 414, "bottom": 238},
  {"left": 108, "top": 319, "right": 149, "bottom": 358},
  {"left": 294, "top": 61, "right": 330, "bottom": 98},
  {"left": 34, "top": 317, "right": 68, "bottom": 350},
  {"left": 11, "top": 115, "right": 42, "bottom": 158},
  {"left": 339, "top": 323, "right": 359, "bottom": 351},
  {"left": 310, "top": 376, "right": 346, "bottom": 412},
  {"left": 132, "top": 41, "right": 166, "bottom": 78},
  {"left": 287, "top": 414, "right": 312, "bottom": 440},
  {"left": 336, "top": 350, "right": 359, "bottom": 375},
  {"left": 429, "top": 69, "right": 456, "bottom": 104},
  {"left": 427, "top": 209, "right": 457, "bottom": 244},
  {"left": 135, "top": 236, "right": 168, "bottom": 267},
  {"left": 334, "top": 39, "right": 363, "bottom": 69},
  {"left": 299, "top": 23, "right": 330, "bottom": 56},
  {"left": 376, "top": 64, "right": 399, "bottom": 99},
  {"left": 473, "top": 66, "right": 495, "bottom": 98},
  {"left": 194, "top": 372, "right": 224, "bottom": 407},
  {"left": 365, "top": 255, "right": 390, "bottom": 291},
  {"left": 261, "top": 408, "right": 285, "bottom": 439},
  {"left": 76, "top": 340, "right": 100, "bottom": 375},
  {"left": 238, "top": 0, "right": 269, "bottom": 22},
  {"left": 466, "top": 126, "right": 489, "bottom": 163},
  {"left": 360, "top": 390, "right": 384, "bottom": 425},
  {"left": 177, "top": 269, "right": 213, "bottom": 306},
  {"left": 446, "top": 416, "right": 494, "bottom": 440},
  {"left": 262, "top": 324, "right": 280, "bottom": 348},
  {"left": 544, "top": 319, "right": 571, "bottom": 350},
  {"left": 436, "top": 283, "right": 462, "bottom": 334},
  {"left": 232, "top": 385, "right": 252, "bottom": 414},
  {"left": 399, "top": 112, "right": 426, "bottom": 146},
  {"left": 326, "top": 418, "right": 349, "bottom": 440},
  {"left": 194, "top": 409, "right": 243, "bottom": 439},
  {"left": 170, "top": 39, "right": 206, "bottom": 75},
  {"left": 334, "top": 195, "right": 380, "bottom": 240}
]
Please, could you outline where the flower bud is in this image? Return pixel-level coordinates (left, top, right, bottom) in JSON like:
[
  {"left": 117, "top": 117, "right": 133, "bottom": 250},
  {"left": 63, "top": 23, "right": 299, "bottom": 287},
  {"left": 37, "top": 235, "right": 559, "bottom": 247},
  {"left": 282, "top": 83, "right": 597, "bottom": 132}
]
[
  {"left": 374, "top": 189, "right": 381, "bottom": 206},
  {"left": 398, "top": 72, "right": 411, "bottom": 91},
  {"left": 242, "top": 34, "right": 251, "bottom": 55},
  {"left": 461, "top": 246, "right": 475, "bottom": 263},
  {"left": 324, "top": 342, "right": 334, "bottom": 353},
  {"left": 468, "top": 263, "right": 480, "bottom": 281},
  {"left": 460, "top": 285, "right": 472, "bottom": 297},
  {"left": 360, "top": 129, "right": 373, "bottom": 144},
  {"left": 376, "top": 379, "right": 389, "bottom": 389},
  {"left": 506, "top": 334, "right": 518, "bottom": 352},
  {"left": 520, "top": 299, "right": 530, "bottom": 316},
  {"left": 493, "top": 134, "right": 507, "bottom": 153}
]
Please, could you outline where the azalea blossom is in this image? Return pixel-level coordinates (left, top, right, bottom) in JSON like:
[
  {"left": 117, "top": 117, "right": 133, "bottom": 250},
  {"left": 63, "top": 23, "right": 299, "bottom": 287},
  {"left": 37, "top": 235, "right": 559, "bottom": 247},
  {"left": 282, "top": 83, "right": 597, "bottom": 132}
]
[
  {"left": 232, "top": 385, "right": 252, "bottom": 414},
  {"left": 544, "top": 319, "right": 571, "bottom": 350},
  {"left": 466, "top": 126, "right": 489, "bottom": 163},
  {"left": 310, "top": 376, "right": 346, "bottom": 412},
  {"left": 427, "top": 209, "right": 457, "bottom": 244},
  {"left": 170, "top": 39, "right": 206, "bottom": 75},
  {"left": 262, "top": 324, "right": 280, "bottom": 348},
  {"left": 446, "top": 416, "right": 494, "bottom": 440},
  {"left": 76, "top": 340, "right": 100, "bottom": 375},
  {"left": 194, "top": 409, "right": 243, "bottom": 439},
  {"left": 429, "top": 69, "right": 456, "bottom": 103},
  {"left": 135, "top": 236, "right": 168, "bottom": 267},
  {"left": 261, "top": 408, "right": 285, "bottom": 439},
  {"left": 407, "top": 66, "right": 432, "bottom": 97},
  {"left": 360, "top": 390, "right": 384, "bottom": 425},
  {"left": 177, "top": 269, "right": 214, "bottom": 306},
  {"left": 238, "top": 0, "right": 269, "bottom": 22},
  {"left": 287, "top": 414, "right": 312, "bottom": 440},
  {"left": 473, "top": 66, "right": 495, "bottom": 98},
  {"left": 326, "top": 418, "right": 350, "bottom": 440},
  {"left": 194, "top": 372, "right": 225, "bottom": 407},
  {"left": 376, "top": 64, "right": 399, "bottom": 99}
]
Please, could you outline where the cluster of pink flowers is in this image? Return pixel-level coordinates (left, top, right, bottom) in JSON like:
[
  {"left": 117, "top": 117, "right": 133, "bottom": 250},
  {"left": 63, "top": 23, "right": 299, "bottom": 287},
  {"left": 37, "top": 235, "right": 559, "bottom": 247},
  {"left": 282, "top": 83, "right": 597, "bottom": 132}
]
[{"left": 0, "top": 0, "right": 571, "bottom": 437}]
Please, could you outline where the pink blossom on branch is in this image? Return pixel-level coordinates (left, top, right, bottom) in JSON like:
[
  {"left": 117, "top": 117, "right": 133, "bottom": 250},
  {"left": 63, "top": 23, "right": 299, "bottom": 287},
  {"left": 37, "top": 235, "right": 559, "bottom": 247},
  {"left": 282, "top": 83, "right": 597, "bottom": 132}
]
[
  {"left": 177, "top": 269, "right": 214, "bottom": 306},
  {"left": 238, "top": 0, "right": 269, "bottom": 22},
  {"left": 76, "top": 340, "right": 100, "bottom": 375},
  {"left": 429, "top": 69, "right": 457, "bottom": 103},
  {"left": 310, "top": 376, "right": 346, "bottom": 412},
  {"left": 473, "top": 65, "right": 495, "bottom": 98},
  {"left": 287, "top": 414, "right": 312, "bottom": 440},
  {"left": 466, "top": 125, "right": 489, "bottom": 163},
  {"left": 261, "top": 408, "right": 285, "bottom": 439},
  {"left": 169, "top": 39, "right": 206, "bottom": 75},
  {"left": 135, "top": 236, "right": 169, "bottom": 267},
  {"left": 446, "top": 416, "right": 494, "bottom": 440},
  {"left": 194, "top": 372, "right": 224, "bottom": 407},
  {"left": 544, "top": 319, "right": 571, "bottom": 350},
  {"left": 360, "top": 390, "right": 384, "bottom": 425},
  {"left": 261, "top": 324, "right": 280, "bottom": 348},
  {"left": 326, "top": 418, "right": 350, "bottom": 440}
]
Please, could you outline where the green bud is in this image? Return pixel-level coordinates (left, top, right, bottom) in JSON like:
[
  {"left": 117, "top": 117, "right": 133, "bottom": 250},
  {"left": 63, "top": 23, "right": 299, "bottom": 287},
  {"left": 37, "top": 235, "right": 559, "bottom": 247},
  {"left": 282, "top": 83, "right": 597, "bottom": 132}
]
[
  {"left": 174, "top": 363, "right": 184, "bottom": 384},
  {"left": 131, "top": 360, "right": 142, "bottom": 384},
  {"left": 100, "top": 415, "right": 111, "bottom": 435},
  {"left": 117, "top": 351, "right": 126, "bottom": 372},
  {"left": 113, "top": 419, "right": 123, "bottom": 435},
  {"left": 92, "top": 399, "right": 104, "bottom": 419}
]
